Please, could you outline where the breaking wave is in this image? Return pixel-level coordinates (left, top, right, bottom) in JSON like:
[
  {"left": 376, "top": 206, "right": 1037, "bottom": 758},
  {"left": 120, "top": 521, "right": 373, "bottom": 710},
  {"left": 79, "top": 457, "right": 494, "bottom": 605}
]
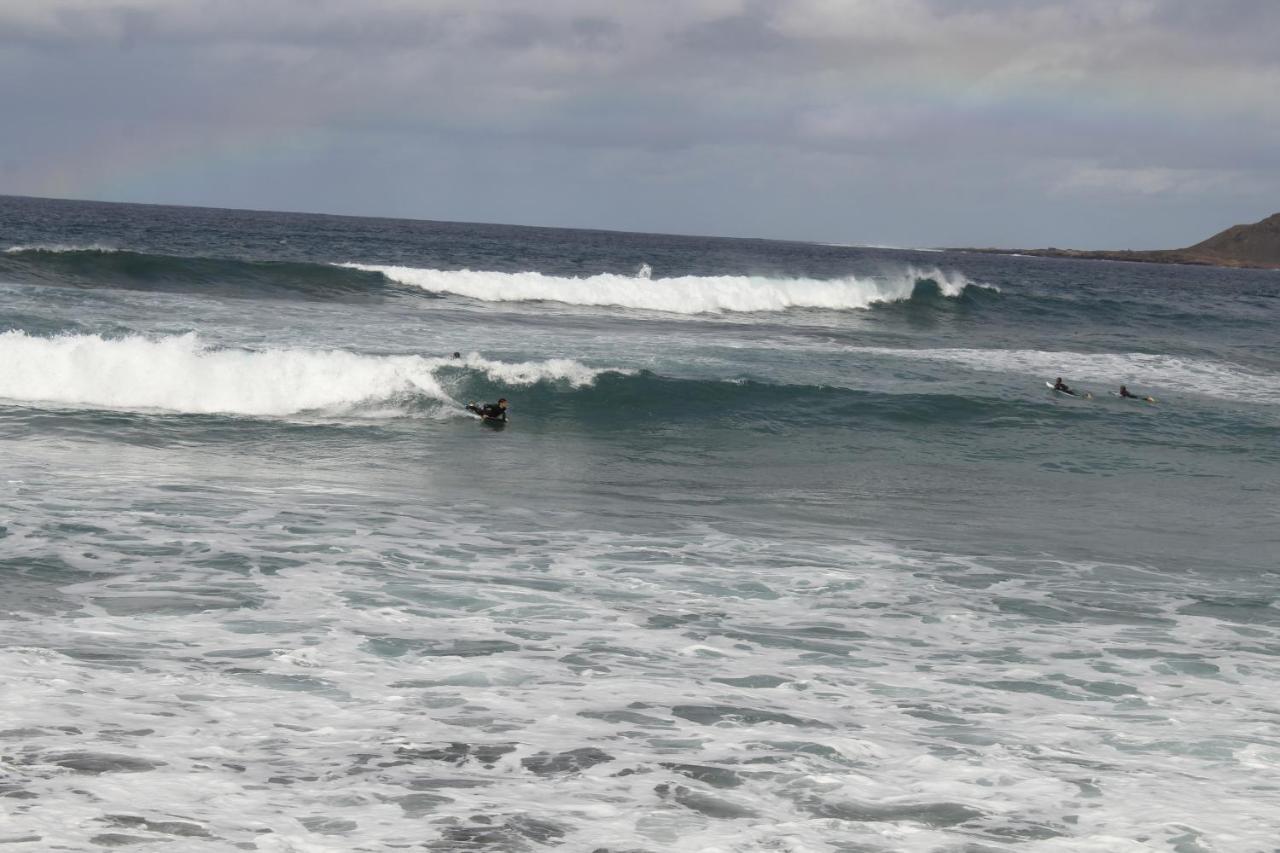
[
  {"left": 0, "top": 332, "right": 624, "bottom": 417},
  {"left": 341, "top": 263, "right": 991, "bottom": 315},
  {"left": 1, "top": 245, "right": 994, "bottom": 316}
]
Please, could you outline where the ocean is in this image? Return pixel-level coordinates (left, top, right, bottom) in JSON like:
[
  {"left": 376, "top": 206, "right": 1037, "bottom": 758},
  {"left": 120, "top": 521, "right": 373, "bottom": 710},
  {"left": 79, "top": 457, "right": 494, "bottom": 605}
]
[{"left": 1, "top": 194, "right": 1277, "bottom": 852}]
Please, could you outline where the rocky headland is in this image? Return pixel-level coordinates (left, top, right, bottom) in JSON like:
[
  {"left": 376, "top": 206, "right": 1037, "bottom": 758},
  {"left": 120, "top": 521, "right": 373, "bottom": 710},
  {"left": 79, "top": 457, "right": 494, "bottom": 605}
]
[{"left": 953, "top": 212, "right": 1280, "bottom": 270}]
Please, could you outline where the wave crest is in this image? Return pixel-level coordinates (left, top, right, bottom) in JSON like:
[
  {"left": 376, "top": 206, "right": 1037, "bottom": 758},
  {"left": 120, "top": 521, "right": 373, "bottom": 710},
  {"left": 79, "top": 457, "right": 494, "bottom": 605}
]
[
  {"left": 340, "top": 263, "right": 991, "bottom": 315},
  {"left": 0, "top": 332, "right": 624, "bottom": 417},
  {"left": 5, "top": 243, "right": 119, "bottom": 254}
]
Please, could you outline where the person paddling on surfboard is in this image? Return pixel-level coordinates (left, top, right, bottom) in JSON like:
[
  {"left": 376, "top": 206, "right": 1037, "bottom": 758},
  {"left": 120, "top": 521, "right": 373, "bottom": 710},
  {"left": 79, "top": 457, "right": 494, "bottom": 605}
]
[
  {"left": 1118, "top": 384, "right": 1154, "bottom": 402},
  {"left": 466, "top": 398, "right": 508, "bottom": 422},
  {"left": 1050, "top": 377, "right": 1092, "bottom": 399}
]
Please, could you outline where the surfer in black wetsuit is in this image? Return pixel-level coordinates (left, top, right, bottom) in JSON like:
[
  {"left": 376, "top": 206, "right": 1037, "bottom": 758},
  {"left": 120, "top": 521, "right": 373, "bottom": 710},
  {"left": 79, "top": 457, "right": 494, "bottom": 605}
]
[
  {"left": 1119, "top": 385, "right": 1154, "bottom": 402},
  {"left": 466, "top": 398, "right": 508, "bottom": 421},
  {"left": 1053, "top": 377, "right": 1072, "bottom": 394}
]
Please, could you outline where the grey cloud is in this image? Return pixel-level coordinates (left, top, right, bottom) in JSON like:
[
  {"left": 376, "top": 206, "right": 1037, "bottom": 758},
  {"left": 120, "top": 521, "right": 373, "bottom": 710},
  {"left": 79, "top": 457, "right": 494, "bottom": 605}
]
[{"left": 2, "top": 0, "right": 1277, "bottom": 246}]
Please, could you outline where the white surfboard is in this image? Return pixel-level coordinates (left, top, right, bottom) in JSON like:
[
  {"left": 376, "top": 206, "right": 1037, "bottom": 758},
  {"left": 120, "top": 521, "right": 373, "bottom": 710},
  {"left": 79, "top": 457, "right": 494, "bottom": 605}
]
[{"left": 1046, "top": 381, "right": 1091, "bottom": 399}]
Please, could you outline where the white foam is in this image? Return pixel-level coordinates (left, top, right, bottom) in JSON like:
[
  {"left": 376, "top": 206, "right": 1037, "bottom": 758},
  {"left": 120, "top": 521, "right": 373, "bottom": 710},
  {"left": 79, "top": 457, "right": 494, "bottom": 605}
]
[
  {"left": 820, "top": 242, "right": 946, "bottom": 252},
  {"left": 340, "top": 263, "right": 988, "bottom": 315},
  {"left": 4, "top": 243, "right": 118, "bottom": 254},
  {"left": 0, "top": 332, "right": 623, "bottom": 417},
  {"left": 450, "top": 351, "right": 626, "bottom": 388},
  {"left": 3, "top": 496, "right": 1278, "bottom": 851},
  {"left": 845, "top": 345, "right": 1280, "bottom": 405}
]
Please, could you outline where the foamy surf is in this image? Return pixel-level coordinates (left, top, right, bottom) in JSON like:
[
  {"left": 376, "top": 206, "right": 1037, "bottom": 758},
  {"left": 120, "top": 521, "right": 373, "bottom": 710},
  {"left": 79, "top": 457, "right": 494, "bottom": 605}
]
[
  {"left": 845, "top": 346, "right": 1280, "bottom": 405},
  {"left": 0, "top": 332, "right": 624, "bottom": 417},
  {"left": 340, "top": 263, "right": 989, "bottom": 315},
  {"left": 4, "top": 243, "right": 119, "bottom": 254}
]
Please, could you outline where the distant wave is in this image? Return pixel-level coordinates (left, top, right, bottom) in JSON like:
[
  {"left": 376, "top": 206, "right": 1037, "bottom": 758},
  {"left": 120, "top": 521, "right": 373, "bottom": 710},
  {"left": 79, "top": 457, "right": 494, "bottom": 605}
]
[
  {"left": 1, "top": 246, "right": 993, "bottom": 314},
  {"left": 341, "top": 263, "right": 992, "bottom": 315},
  {"left": 817, "top": 242, "right": 945, "bottom": 253},
  {"left": 0, "top": 248, "right": 386, "bottom": 300},
  {"left": 0, "top": 332, "right": 626, "bottom": 417},
  {"left": 5, "top": 243, "right": 119, "bottom": 254},
  {"left": 847, "top": 346, "right": 1280, "bottom": 405}
]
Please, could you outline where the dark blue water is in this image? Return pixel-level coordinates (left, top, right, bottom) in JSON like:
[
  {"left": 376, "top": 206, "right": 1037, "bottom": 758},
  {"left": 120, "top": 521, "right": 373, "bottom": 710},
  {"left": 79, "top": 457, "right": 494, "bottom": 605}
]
[{"left": 2, "top": 194, "right": 1277, "bottom": 851}]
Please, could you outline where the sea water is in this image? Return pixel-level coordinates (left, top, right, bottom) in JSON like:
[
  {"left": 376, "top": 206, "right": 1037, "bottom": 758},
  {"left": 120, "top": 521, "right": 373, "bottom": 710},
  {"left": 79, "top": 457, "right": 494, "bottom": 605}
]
[{"left": 0, "top": 195, "right": 1277, "bottom": 852}]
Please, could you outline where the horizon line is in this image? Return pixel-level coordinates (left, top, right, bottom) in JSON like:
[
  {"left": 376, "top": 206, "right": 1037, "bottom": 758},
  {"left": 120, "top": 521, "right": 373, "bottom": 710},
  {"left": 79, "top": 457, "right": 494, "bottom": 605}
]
[{"left": 0, "top": 191, "right": 953, "bottom": 254}]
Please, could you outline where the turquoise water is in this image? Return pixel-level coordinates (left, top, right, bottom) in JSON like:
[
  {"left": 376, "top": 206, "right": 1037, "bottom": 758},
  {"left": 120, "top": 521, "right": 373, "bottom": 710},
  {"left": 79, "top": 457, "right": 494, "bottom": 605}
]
[{"left": 1, "top": 195, "right": 1278, "bottom": 851}]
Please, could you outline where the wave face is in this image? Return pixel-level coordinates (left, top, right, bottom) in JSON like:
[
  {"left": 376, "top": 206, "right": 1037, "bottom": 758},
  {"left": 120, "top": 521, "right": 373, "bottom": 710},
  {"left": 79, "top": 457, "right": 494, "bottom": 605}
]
[
  {"left": 5, "top": 332, "right": 1273, "bottom": 428},
  {"left": 0, "top": 332, "right": 1114, "bottom": 432},
  {"left": 342, "top": 263, "right": 991, "bottom": 314},
  {"left": 0, "top": 332, "right": 621, "bottom": 417},
  {"left": 0, "top": 247, "right": 386, "bottom": 300}
]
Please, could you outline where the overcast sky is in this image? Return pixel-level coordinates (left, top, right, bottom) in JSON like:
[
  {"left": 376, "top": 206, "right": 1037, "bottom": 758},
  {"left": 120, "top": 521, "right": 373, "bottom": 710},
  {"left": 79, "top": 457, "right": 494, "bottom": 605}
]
[{"left": 2, "top": 0, "right": 1278, "bottom": 247}]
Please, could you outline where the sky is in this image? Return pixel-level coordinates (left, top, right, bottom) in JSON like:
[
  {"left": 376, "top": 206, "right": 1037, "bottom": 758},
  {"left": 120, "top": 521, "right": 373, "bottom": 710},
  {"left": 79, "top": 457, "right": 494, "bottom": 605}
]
[{"left": 1, "top": 0, "right": 1278, "bottom": 248}]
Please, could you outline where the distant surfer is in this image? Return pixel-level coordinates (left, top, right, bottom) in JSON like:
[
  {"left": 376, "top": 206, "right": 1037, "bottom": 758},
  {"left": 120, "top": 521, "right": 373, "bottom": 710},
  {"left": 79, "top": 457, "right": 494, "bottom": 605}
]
[
  {"left": 1053, "top": 377, "right": 1073, "bottom": 394},
  {"left": 466, "top": 398, "right": 508, "bottom": 422},
  {"left": 1118, "top": 384, "right": 1155, "bottom": 403},
  {"left": 452, "top": 352, "right": 461, "bottom": 359}
]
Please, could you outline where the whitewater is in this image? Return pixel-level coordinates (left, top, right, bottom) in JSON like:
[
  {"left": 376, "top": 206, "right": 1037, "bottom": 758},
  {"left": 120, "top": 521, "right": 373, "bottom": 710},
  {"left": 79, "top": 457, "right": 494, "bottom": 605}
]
[
  {"left": 1, "top": 195, "right": 1278, "bottom": 853},
  {"left": 0, "top": 331, "right": 622, "bottom": 417},
  {"left": 839, "top": 345, "right": 1280, "bottom": 406},
  {"left": 341, "top": 262, "right": 988, "bottom": 314}
]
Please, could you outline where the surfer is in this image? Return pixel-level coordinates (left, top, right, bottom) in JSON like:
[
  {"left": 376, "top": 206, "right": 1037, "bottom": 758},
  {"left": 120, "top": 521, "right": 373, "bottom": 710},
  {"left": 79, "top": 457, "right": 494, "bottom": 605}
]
[
  {"left": 466, "top": 398, "right": 508, "bottom": 422},
  {"left": 1118, "top": 385, "right": 1154, "bottom": 402},
  {"left": 1053, "top": 377, "right": 1073, "bottom": 394}
]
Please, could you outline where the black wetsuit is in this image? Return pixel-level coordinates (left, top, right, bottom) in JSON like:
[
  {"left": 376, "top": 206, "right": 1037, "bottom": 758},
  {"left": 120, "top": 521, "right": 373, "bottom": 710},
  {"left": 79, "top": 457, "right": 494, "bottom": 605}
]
[
  {"left": 1054, "top": 381, "right": 1072, "bottom": 394},
  {"left": 468, "top": 403, "right": 507, "bottom": 422},
  {"left": 1120, "top": 389, "right": 1138, "bottom": 399}
]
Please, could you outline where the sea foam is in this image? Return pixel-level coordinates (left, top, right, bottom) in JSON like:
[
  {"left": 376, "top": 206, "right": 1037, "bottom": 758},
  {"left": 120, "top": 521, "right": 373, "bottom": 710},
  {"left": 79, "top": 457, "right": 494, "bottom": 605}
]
[
  {"left": 846, "top": 346, "right": 1280, "bottom": 405},
  {"left": 4, "top": 243, "right": 119, "bottom": 254},
  {"left": 340, "top": 263, "right": 987, "bottom": 315},
  {"left": 0, "top": 332, "right": 621, "bottom": 417}
]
